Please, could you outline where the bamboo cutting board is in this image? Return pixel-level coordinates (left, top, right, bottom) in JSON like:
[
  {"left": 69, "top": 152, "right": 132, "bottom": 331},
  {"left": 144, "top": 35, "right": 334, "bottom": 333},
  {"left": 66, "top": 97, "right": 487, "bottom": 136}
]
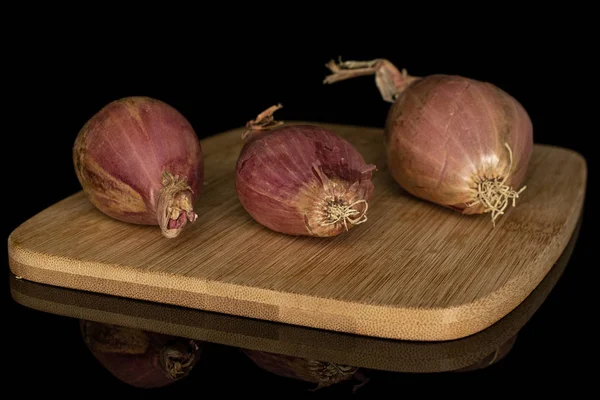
[
  {"left": 8, "top": 122, "right": 587, "bottom": 341},
  {"left": 9, "top": 218, "right": 579, "bottom": 372}
]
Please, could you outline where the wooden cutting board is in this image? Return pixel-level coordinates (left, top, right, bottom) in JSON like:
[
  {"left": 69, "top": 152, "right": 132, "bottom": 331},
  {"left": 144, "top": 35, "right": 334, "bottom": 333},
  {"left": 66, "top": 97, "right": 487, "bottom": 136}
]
[
  {"left": 7, "top": 122, "right": 587, "bottom": 341},
  {"left": 9, "top": 217, "right": 579, "bottom": 372}
]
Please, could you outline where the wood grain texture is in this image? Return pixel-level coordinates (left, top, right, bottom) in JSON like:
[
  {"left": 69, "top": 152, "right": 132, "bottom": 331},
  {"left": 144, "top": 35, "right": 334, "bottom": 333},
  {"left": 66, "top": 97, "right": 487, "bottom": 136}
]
[
  {"left": 7, "top": 122, "right": 587, "bottom": 341},
  {"left": 9, "top": 217, "right": 579, "bottom": 373}
]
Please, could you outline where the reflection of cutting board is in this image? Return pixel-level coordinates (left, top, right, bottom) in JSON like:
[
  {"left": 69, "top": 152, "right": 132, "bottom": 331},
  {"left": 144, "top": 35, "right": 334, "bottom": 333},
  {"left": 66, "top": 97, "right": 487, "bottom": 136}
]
[{"left": 7, "top": 122, "right": 587, "bottom": 341}]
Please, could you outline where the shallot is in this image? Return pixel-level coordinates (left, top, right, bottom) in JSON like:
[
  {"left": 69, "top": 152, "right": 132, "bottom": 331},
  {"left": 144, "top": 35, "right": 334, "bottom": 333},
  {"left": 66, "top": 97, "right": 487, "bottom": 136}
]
[
  {"left": 235, "top": 105, "right": 376, "bottom": 237},
  {"left": 324, "top": 58, "right": 533, "bottom": 225},
  {"left": 73, "top": 96, "right": 204, "bottom": 238}
]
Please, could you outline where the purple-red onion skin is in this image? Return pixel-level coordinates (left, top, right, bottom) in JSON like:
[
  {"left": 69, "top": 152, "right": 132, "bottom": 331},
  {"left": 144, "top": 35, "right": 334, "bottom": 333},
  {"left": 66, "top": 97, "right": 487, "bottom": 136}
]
[
  {"left": 235, "top": 125, "right": 375, "bottom": 237},
  {"left": 384, "top": 75, "right": 533, "bottom": 213},
  {"left": 73, "top": 96, "right": 203, "bottom": 231}
]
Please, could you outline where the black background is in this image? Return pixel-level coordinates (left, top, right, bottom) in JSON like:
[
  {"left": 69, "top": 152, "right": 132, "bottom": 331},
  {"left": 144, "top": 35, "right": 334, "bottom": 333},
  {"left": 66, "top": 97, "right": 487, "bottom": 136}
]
[{"left": 4, "top": 17, "right": 596, "bottom": 396}]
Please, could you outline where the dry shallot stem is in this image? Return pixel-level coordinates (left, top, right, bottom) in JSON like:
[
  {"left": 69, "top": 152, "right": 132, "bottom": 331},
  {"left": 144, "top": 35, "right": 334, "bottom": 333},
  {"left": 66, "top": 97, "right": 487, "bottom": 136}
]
[
  {"left": 157, "top": 172, "right": 198, "bottom": 238},
  {"left": 242, "top": 103, "right": 284, "bottom": 140},
  {"left": 323, "top": 58, "right": 421, "bottom": 103},
  {"left": 466, "top": 143, "right": 527, "bottom": 226}
]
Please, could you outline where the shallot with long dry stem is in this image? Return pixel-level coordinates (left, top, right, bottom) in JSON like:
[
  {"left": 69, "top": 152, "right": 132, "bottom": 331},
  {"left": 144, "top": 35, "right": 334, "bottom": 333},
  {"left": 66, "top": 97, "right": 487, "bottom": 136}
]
[
  {"left": 73, "top": 96, "right": 204, "bottom": 238},
  {"left": 235, "top": 104, "right": 376, "bottom": 237},
  {"left": 324, "top": 58, "right": 533, "bottom": 225}
]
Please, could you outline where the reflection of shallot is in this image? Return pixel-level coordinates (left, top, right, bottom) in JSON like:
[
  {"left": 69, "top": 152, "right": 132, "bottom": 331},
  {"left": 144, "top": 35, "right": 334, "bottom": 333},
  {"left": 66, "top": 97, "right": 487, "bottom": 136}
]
[
  {"left": 324, "top": 58, "right": 533, "bottom": 225},
  {"left": 80, "top": 320, "right": 202, "bottom": 388},
  {"left": 243, "top": 349, "right": 368, "bottom": 392},
  {"left": 235, "top": 105, "right": 376, "bottom": 237}
]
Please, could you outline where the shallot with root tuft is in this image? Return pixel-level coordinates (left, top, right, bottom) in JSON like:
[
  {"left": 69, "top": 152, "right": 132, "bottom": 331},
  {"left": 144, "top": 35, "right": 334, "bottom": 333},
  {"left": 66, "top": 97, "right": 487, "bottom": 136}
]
[
  {"left": 235, "top": 105, "right": 376, "bottom": 237},
  {"left": 73, "top": 96, "right": 204, "bottom": 238},
  {"left": 324, "top": 58, "right": 533, "bottom": 225}
]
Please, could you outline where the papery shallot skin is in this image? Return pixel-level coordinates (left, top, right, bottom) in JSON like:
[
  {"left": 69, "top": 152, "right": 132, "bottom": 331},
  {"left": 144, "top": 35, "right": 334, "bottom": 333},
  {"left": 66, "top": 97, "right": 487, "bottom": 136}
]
[
  {"left": 235, "top": 125, "right": 375, "bottom": 237},
  {"left": 73, "top": 96, "right": 203, "bottom": 237},
  {"left": 384, "top": 75, "right": 533, "bottom": 213}
]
